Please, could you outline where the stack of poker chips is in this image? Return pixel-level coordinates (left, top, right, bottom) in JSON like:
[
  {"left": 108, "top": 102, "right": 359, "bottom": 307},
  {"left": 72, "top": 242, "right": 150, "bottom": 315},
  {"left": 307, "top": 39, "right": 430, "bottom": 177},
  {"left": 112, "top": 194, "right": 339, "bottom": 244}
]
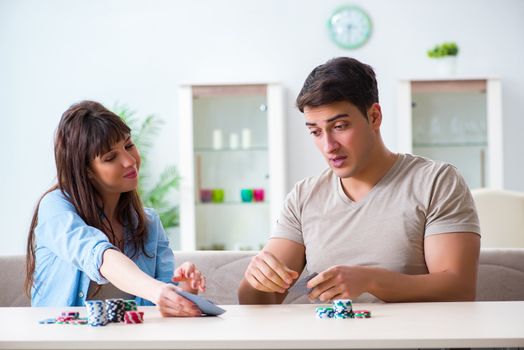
[
  {"left": 84, "top": 299, "right": 142, "bottom": 327},
  {"left": 105, "top": 298, "right": 126, "bottom": 323},
  {"left": 39, "top": 311, "right": 88, "bottom": 325},
  {"left": 124, "top": 299, "right": 138, "bottom": 311},
  {"left": 315, "top": 299, "right": 371, "bottom": 319},
  {"left": 353, "top": 310, "right": 372, "bottom": 318},
  {"left": 332, "top": 299, "right": 354, "bottom": 319},
  {"left": 315, "top": 306, "right": 335, "bottom": 319},
  {"left": 124, "top": 311, "right": 144, "bottom": 324},
  {"left": 39, "top": 300, "right": 144, "bottom": 326},
  {"left": 85, "top": 300, "right": 108, "bottom": 327}
]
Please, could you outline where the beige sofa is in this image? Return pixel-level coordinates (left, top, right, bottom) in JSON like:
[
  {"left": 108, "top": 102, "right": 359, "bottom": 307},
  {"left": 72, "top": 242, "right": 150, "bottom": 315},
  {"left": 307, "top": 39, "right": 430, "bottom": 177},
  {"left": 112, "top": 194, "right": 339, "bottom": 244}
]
[
  {"left": 471, "top": 188, "right": 524, "bottom": 248},
  {"left": 1, "top": 249, "right": 524, "bottom": 307}
]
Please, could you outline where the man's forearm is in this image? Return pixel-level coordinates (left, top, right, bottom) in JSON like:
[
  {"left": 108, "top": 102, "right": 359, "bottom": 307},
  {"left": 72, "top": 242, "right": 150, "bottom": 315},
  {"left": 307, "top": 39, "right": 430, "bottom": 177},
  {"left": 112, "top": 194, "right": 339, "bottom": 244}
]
[
  {"left": 238, "top": 279, "right": 286, "bottom": 304},
  {"left": 367, "top": 267, "right": 476, "bottom": 302}
]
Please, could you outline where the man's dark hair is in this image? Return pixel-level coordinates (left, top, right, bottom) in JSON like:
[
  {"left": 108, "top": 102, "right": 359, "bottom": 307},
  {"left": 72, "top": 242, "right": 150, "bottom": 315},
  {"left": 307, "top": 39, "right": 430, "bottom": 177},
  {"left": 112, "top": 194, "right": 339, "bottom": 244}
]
[{"left": 296, "top": 57, "right": 379, "bottom": 119}]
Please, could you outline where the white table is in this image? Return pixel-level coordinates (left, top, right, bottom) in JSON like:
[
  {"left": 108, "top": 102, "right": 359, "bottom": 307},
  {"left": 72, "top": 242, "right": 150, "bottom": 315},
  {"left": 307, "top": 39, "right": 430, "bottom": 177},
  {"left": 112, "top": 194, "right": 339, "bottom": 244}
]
[{"left": 0, "top": 302, "right": 523, "bottom": 349}]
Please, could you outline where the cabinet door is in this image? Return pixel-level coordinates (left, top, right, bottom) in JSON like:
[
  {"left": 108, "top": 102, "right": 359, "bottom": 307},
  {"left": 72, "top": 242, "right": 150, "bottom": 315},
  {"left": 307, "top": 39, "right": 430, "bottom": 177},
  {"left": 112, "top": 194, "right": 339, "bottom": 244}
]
[
  {"left": 179, "top": 84, "right": 285, "bottom": 250},
  {"left": 412, "top": 82, "right": 487, "bottom": 188},
  {"left": 397, "top": 79, "right": 503, "bottom": 190}
]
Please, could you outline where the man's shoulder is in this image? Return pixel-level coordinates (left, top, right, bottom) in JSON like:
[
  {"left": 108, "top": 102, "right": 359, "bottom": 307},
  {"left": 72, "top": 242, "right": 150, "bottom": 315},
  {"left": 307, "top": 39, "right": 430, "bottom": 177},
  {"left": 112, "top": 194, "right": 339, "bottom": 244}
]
[
  {"left": 293, "top": 168, "right": 335, "bottom": 193},
  {"left": 400, "top": 153, "right": 456, "bottom": 178}
]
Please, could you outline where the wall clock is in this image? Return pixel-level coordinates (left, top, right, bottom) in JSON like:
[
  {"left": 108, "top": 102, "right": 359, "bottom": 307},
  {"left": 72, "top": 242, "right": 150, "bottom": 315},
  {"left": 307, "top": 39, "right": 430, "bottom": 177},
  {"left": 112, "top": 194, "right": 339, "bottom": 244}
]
[{"left": 327, "top": 5, "right": 372, "bottom": 50}]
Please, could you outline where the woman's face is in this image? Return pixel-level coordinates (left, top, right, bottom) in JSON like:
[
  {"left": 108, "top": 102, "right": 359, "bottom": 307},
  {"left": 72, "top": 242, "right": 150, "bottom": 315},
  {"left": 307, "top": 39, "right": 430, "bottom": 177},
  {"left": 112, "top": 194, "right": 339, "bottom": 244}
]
[{"left": 88, "top": 135, "right": 141, "bottom": 197}]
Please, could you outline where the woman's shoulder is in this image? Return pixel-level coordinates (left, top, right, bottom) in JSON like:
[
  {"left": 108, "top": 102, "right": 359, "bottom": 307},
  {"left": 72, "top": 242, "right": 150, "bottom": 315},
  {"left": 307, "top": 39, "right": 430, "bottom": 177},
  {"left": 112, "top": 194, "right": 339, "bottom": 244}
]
[
  {"left": 39, "top": 189, "right": 75, "bottom": 212},
  {"left": 35, "top": 189, "right": 79, "bottom": 224},
  {"left": 143, "top": 207, "right": 159, "bottom": 219},
  {"left": 143, "top": 207, "right": 161, "bottom": 226}
]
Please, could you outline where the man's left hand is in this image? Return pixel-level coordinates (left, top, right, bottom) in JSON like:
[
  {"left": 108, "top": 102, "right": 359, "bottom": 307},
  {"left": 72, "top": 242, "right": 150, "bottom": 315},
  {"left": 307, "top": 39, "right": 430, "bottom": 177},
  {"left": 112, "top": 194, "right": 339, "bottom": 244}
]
[{"left": 306, "top": 265, "right": 371, "bottom": 302}]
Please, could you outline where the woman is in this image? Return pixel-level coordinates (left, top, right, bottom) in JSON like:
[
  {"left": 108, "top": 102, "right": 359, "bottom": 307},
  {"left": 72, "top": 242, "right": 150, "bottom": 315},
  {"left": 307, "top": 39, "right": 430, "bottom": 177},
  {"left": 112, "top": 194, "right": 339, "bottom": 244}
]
[{"left": 25, "top": 100, "right": 204, "bottom": 317}]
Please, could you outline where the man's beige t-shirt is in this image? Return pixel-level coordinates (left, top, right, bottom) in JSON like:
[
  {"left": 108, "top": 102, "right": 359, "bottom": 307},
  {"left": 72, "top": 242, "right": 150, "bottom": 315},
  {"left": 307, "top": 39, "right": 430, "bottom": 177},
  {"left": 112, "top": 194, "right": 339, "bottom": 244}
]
[{"left": 272, "top": 153, "right": 480, "bottom": 302}]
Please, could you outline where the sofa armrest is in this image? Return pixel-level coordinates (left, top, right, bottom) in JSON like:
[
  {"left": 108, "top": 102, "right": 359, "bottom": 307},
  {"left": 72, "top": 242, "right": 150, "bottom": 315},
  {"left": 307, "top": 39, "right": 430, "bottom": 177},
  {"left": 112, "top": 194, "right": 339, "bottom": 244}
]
[
  {"left": 477, "top": 248, "right": 524, "bottom": 301},
  {"left": 0, "top": 255, "right": 30, "bottom": 307}
]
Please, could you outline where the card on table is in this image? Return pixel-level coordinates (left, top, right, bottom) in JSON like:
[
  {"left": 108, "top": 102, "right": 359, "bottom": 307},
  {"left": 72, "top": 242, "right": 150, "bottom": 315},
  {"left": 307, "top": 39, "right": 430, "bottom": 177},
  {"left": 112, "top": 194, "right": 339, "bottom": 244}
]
[
  {"left": 287, "top": 272, "right": 318, "bottom": 296},
  {"left": 175, "top": 290, "right": 226, "bottom": 316}
]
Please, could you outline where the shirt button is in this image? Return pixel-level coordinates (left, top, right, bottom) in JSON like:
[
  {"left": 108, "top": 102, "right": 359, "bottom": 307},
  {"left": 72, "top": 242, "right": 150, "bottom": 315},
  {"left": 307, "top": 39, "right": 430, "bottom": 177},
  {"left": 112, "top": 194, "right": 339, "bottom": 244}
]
[{"left": 78, "top": 292, "right": 84, "bottom": 298}]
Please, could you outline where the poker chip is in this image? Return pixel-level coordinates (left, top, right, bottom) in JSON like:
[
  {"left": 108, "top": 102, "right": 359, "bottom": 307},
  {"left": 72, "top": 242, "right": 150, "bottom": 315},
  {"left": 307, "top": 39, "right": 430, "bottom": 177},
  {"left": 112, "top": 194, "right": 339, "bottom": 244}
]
[
  {"left": 124, "top": 299, "right": 138, "bottom": 311},
  {"left": 332, "top": 298, "right": 354, "bottom": 319},
  {"left": 334, "top": 310, "right": 353, "bottom": 319},
  {"left": 353, "top": 310, "right": 371, "bottom": 318},
  {"left": 56, "top": 316, "right": 75, "bottom": 322},
  {"left": 86, "top": 300, "right": 108, "bottom": 327},
  {"left": 332, "top": 299, "right": 353, "bottom": 312},
  {"left": 61, "top": 311, "right": 80, "bottom": 318},
  {"left": 124, "top": 311, "right": 144, "bottom": 324},
  {"left": 38, "top": 318, "right": 57, "bottom": 324},
  {"left": 67, "top": 318, "right": 88, "bottom": 325},
  {"left": 105, "top": 298, "right": 126, "bottom": 323},
  {"left": 315, "top": 307, "right": 334, "bottom": 319}
]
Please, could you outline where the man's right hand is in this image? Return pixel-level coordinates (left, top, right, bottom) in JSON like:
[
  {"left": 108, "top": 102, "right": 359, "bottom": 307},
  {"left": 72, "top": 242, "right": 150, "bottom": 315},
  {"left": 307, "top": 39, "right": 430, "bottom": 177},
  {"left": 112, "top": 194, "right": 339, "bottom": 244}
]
[{"left": 244, "top": 250, "right": 300, "bottom": 293}]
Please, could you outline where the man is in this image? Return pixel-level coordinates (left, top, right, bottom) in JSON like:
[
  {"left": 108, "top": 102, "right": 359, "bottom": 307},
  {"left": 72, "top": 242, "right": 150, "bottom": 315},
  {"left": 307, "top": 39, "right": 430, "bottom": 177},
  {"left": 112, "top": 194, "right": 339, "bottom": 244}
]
[{"left": 238, "top": 57, "right": 480, "bottom": 304}]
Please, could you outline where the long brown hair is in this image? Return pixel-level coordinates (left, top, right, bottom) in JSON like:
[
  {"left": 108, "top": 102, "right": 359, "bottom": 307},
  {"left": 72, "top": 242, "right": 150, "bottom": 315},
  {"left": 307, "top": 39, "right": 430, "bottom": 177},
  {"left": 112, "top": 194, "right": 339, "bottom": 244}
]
[{"left": 25, "top": 100, "right": 149, "bottom": 296}]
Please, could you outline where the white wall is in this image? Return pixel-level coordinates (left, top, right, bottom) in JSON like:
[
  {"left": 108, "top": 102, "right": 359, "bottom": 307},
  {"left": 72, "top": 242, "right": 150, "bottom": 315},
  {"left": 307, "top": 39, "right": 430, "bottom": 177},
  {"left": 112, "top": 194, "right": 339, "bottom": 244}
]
[{"left": 1, "top": 0, "right": 523, "bottom": 255}]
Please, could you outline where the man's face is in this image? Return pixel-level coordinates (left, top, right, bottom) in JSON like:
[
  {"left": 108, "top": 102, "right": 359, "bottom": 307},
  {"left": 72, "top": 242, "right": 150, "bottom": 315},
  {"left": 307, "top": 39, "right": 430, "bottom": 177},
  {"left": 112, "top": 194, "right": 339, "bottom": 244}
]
[{"left": 304, "top": 100, "right": 381, "bottom": 179}]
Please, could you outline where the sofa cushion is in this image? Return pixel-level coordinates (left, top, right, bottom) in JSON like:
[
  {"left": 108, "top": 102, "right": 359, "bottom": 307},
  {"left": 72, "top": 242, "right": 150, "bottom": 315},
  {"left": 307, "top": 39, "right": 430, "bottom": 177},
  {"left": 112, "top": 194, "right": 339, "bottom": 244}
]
[
  {"left": 1, "top": 249, "right": 523, "bottom": 307},
  {"left": 174, "top": 251, "right": 254, "bottom": 305}
]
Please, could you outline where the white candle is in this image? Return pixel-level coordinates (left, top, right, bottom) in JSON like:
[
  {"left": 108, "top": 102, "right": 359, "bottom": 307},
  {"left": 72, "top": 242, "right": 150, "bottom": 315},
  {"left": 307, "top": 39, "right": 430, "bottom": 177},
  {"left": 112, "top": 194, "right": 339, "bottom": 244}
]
[
  {"left": 212, "top": 129, "right": 223, "bottom": 150},
  {"left": 241, "top": 128, "right": 252, "bottom": 149}
]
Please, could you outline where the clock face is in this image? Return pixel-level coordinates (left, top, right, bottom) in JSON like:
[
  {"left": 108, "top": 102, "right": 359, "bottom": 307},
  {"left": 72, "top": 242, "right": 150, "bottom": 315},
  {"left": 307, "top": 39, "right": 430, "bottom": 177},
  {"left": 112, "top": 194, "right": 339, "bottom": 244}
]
[{"left": 328, "top": 6, "right": 372, "bottom": 49}]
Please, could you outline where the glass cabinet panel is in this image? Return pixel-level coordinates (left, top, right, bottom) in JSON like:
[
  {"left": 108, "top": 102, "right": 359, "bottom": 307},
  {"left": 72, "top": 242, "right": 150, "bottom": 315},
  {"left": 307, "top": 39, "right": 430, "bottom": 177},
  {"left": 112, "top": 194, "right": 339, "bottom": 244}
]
[
  {"left": 178, "top": 84, "right": 285, "bottom": 250},
  {"left": 412, "top": 83, "right": 488, "bottom": 188},
  {"left": 397, "top": 78, "right": 503, "bottom": 190}
]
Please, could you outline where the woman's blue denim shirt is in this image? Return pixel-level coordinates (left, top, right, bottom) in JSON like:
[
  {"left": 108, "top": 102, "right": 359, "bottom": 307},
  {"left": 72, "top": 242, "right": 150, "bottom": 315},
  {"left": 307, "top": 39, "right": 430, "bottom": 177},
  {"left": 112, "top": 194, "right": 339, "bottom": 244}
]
[{"left": 31, "top": 189, "right": 175, "bottom": 307}]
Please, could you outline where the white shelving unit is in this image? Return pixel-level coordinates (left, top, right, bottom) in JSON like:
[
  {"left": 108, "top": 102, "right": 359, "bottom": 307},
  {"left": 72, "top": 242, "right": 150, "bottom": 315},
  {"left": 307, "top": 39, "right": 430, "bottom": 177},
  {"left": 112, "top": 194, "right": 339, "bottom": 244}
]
[
  {"left": 178, "top": 84, "right": 286, "bottom": 250},
  {"left": 397, "top": 78, "right": 503, "bottom": 189}
]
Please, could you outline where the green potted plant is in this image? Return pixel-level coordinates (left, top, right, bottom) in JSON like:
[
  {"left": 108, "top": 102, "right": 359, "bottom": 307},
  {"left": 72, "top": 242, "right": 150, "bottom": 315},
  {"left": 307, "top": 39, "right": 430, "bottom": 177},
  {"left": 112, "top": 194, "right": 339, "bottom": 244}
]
[
  {"left": 113, "top": 104, "right": 181, "bottom": 247},
  {"left": 427, "top": 42, "right": 459, "bottom": 58},
  {"left": 427, "top": 42, "right": 459, "bottom": 75}
]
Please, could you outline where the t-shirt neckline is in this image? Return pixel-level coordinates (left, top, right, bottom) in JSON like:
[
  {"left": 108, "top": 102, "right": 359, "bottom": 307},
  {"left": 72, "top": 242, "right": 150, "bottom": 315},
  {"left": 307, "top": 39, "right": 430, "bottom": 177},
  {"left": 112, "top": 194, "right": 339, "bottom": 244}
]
[{"left": 335, "top": 153, "right": 405, "bottom": 206}]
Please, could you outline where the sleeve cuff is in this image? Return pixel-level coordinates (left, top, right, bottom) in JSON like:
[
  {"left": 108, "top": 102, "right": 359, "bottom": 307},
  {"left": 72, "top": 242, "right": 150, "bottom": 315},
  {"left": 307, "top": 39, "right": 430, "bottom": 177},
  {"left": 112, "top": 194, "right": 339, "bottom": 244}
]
[{"left": 87, "top": 241, "right": 117, "bottom": 284}]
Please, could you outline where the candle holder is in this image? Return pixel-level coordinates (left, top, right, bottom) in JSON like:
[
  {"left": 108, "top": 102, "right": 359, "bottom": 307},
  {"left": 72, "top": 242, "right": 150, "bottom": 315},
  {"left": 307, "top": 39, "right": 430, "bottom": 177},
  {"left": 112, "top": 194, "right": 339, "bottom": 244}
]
[
  {"left": 253, "top": 188, "right": 265, "bottom": 202},
  {"left": 240, "top": 189, "right": 253, "bottom": 202},
  {"left": 212, "top": 189, "right": 225, "bottom": 203}
]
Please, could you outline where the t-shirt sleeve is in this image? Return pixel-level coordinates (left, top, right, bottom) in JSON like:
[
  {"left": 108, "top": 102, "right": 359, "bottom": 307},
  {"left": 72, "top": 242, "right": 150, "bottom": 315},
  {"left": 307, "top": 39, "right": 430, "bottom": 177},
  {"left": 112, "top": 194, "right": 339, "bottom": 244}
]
[
  {"left": 271, "top": 182, "right": 304, "bottom": 244},
  {"left": 425, "top": 165, "right": 481, "bottom": 237}
]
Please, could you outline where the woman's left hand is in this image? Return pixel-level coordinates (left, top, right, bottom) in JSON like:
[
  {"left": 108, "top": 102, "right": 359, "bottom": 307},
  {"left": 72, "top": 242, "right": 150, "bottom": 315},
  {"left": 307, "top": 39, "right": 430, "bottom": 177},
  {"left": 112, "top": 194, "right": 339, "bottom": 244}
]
[{"left": 172, "top": 261, "right": 206, "bottom": 294}]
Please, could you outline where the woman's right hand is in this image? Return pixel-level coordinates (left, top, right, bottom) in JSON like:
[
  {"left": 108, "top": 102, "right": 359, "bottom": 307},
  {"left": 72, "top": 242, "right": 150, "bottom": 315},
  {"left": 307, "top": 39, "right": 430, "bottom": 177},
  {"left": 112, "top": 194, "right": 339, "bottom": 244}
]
[{"left": 154, "top": 283, "right": 202, "bottom": 317}]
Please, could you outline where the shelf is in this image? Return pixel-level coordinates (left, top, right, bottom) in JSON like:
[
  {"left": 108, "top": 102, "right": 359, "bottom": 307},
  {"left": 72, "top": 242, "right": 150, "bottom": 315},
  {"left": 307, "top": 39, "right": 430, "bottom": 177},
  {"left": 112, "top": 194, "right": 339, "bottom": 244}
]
[
  {"left": 194, "top": 146, "right": 268, "bottom": 153},
  {"left": 411, "top": 80, "right": 487, "bottom": 93},
  {"left": 413, "top": 142, "right": 487, "bottom": 148},
  {"left": 196, "top": 201, "right": 268, "bottom": 206}
]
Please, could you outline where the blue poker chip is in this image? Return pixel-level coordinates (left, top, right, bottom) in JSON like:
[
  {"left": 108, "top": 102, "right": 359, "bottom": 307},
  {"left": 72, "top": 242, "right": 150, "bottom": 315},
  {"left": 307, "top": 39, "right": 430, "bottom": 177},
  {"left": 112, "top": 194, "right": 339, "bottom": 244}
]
[{"left": 38, "top": 318, "right": 57, "bottom": 324}]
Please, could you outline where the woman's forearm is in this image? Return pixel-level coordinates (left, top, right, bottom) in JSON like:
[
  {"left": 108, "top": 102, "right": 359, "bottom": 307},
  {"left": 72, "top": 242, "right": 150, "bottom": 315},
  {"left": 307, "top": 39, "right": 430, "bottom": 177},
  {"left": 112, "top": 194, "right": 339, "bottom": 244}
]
[{"left": 99, "top": 248, "right": 165, "bottom": 303}]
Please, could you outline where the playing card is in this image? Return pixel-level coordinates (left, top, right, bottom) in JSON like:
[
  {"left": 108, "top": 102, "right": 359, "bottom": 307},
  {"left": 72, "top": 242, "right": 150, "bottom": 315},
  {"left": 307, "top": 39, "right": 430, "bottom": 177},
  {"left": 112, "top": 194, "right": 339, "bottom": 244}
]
[
  {"left": 287, "top": 272, "right": 318, "bottom": 296},
  {"left": 175, "top": 290, "right": 226, "bottom": 316}
]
